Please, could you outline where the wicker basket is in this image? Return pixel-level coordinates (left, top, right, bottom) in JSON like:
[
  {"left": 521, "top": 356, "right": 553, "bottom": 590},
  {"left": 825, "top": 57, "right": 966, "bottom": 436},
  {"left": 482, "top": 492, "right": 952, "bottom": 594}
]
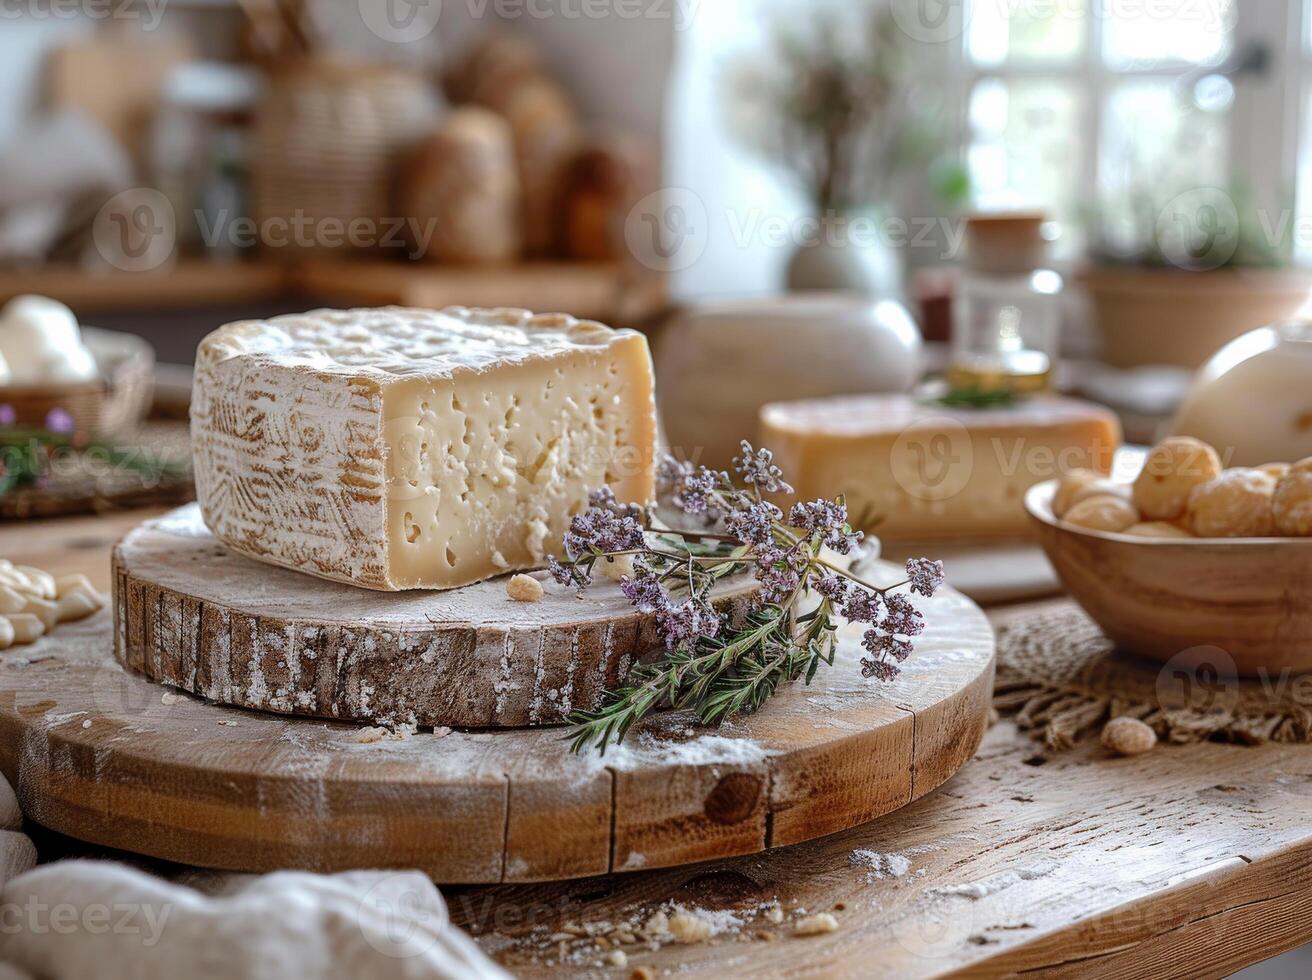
[
  {"left": 0, "top": 328, "right": 154, "bottom": 437},
  {"left": 250, "top": 60, "right": 442, "bottom": 259}
]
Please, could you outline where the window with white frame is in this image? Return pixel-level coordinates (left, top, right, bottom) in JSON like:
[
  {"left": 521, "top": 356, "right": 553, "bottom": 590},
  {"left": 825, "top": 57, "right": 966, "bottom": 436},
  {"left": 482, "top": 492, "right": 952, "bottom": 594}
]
[{"left": 953, "top": 0, "right": 1302, "bottom": 262}]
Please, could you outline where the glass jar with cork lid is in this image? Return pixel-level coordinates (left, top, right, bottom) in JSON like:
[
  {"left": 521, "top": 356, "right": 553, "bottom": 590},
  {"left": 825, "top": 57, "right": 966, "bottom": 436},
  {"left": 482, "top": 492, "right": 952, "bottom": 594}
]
[{"left": 948, "top": 213, "right": 1062, "bottom": 395}]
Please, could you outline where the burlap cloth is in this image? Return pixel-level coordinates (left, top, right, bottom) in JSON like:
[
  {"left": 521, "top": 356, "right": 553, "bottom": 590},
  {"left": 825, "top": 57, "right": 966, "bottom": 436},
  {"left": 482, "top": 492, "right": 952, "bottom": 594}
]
[{"left": 994, "top": 600, "right": 1312, "bottom": 751}]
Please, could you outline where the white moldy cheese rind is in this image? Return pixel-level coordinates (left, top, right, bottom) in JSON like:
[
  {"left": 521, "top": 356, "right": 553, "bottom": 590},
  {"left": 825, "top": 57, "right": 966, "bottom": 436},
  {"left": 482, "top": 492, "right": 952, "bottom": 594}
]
[
  {"left": 192, "top": 306, "right": 657, "bottom": 590},
  {"left": 759, "top": 393, "right": 1120, "bottom": 540}
]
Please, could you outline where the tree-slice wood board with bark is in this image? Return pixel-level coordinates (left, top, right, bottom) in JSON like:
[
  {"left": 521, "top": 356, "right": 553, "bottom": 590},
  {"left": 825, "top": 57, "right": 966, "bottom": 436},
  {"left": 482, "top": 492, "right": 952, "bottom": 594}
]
[
  {"left": 110, "top": 505, "right": 760, "bottom": 728},
  {"left": 0, "top": 574, "right": 993, "bottom": 885}
]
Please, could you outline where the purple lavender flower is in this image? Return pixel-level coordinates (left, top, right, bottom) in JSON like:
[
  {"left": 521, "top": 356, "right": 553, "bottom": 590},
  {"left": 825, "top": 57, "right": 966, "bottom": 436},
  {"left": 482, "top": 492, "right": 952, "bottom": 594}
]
[
  {"left": 563, "top": 509, "right": 645, "bottom": 559},
  {"left": 45, "top": 408, "right": 75, "bottom": 434},
  {"left": 0, "top": 404, "right": 14, "bottom": 427},
  {"left": 882, "top": 593, "right": 925, "bottom": 637},
  {"left": 841, "top": 587, "right": 881, "bottom": 624},
  {"left": 619, "top": 565, "right": 667, "bottom": 613},
  {"left": 547, "top": 555, "right": 590, "bottom": 588},
  {"left": 656, "top": 600, "right": 722, "bottom": 649},
  {"left": 905, "top": 558, "right": 945, "bottom": 597},
  {"left": 757, "top": 565, "right": 801, "bottom": 605},
  {"left": 861, "top": 657, "right": 900, "bottom": 681},
  {"left": 589, "top": 486, "right": 645, "bottom": 520},
  {"left": 814, "top": 574, "right": 848, "bottom": 602},
  {"left": 656, "top": 454, "right": 693, "bottom": 493},
  {"left": 672, "top": 467, "right": 723, "bottom": 516},
  {"left": 788, "top": 499, "right": 863, "bottom": 554},
  {"left": 725, "top": 500, "right": 778, "bottom": 546},
  {"left": 733, "top": 441, "right": 792, "bottom": 495},
  {"left": 862, "top": 631, "right": 914, "bottom": 662}
]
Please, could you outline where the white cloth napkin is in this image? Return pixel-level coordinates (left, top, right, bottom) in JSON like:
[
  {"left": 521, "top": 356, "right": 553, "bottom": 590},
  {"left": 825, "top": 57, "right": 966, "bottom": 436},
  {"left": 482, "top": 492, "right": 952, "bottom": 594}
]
[{"left": 0, "top": 771, "right": 509, "bottom": 980}]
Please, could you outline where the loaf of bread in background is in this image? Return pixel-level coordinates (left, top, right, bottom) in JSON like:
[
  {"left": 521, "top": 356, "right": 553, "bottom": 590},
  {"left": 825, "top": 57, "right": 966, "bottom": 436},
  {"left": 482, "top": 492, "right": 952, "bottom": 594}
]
[
  {"left": 402, "top": 108, "right": 520, "bottom": 264},
  {"left": 446, "top": 34, "right": 582, "bottom": 256},
  {"left": 501, "top": 78, "right": 582, "bottom": 255},
  {"left": 561, "top": 136, "right": 653, "bottom": 262}
]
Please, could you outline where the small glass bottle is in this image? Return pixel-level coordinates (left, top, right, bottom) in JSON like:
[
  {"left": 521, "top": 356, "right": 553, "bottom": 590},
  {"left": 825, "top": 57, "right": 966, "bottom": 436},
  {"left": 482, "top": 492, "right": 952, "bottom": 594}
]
[{"left": 948, "top": 213, "right": 1063, "bottom": 395}]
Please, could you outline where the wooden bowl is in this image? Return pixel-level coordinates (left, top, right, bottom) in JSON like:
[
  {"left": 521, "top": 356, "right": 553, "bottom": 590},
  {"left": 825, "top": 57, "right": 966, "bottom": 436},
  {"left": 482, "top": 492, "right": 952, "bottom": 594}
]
[
  {"left": 0, "top": 328, "right": 153, "bottom": 438},
  {"left": 1025, "top": 480, "right": 1312, "bottom": 677}
]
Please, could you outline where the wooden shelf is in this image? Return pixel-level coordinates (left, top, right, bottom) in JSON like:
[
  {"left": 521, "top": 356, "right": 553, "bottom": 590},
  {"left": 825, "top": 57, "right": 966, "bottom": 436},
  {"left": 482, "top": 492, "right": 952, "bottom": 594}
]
[
  {"left": 0, "top": 260, "right": 285, "bottom": 312},
  {"left": 0, "top": 258, "right": 668, "bottom": 325},
  {"left": 289, "top": 258, "right": 667, "bottom": 325}
]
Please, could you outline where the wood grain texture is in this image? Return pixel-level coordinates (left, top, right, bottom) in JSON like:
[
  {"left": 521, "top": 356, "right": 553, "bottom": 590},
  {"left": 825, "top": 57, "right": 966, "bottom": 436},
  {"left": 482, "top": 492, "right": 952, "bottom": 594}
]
[
  {"left": 449, "top": 709, "right": 1312, "bottom": 979},
  {"left": 0, "top": 573, "right": 993, "bottom": 885},
  {"left": 110, "top": 506, "right": 758, "bottom": 727},
  {"left": 0, "top": 259, "right": 664, "bottom": 326},
  {"left": 1027, "top": 480, "right": 1312, "bottom": 675},
  {"left": 287, "top": 259, "right": 667, "bottom": 326}
]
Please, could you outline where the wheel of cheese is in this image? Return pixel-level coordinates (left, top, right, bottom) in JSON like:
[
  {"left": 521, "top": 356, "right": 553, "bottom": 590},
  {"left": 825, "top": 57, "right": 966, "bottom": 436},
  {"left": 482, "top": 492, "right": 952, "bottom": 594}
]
[
  {"left": 112, "top": 506, "right": 758, "bottom": 728},
  {"left": 190, "top": 306, "right": 657, "bottom": 591}
]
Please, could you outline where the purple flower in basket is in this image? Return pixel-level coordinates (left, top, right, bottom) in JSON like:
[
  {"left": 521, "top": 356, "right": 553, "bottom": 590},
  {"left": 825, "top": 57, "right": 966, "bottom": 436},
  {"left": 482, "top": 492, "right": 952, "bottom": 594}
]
[
  {"left": 45, "top": 408, "right": 76, "bottom": 434},
  {"left": 0, "top": 404, "right": 13, "bottom": 427}
]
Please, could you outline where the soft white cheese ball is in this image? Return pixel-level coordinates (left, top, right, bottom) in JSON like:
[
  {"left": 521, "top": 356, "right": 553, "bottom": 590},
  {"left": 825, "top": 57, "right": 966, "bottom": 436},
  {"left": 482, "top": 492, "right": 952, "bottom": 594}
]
[
  {"left": 1051, "top": 468, "right": 1104, "bottom": 518},
  {"left": 0, "top": 295, "right": 97, "bottom": 384},
  {"left": 1186, "top": 468, "right": 1276, "bottom": 538},
  {"left": 1063, "top": 494, "right": 1139, "bottom": 533},
  {"left": 1123, "top": 521, "right": 1193, "bottom": 539},
  {"left": 1133, "top": 436, "right": 1222, "bottom": 521},
  {"left": 0, "top": 349, "right": 10, "bottom": 386},
  {"left": 1273, "top": 457, "right": 1312, "bottom": 536}
]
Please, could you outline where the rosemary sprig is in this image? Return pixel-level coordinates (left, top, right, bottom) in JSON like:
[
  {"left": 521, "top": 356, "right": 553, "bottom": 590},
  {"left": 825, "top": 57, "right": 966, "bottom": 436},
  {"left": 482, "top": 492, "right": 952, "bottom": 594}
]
[
  {"left": 932, "top": 385, "right": 1017, "bottom": 409},
  {"left": 555, "top": 443, "right": 945, "bottom": 754}
]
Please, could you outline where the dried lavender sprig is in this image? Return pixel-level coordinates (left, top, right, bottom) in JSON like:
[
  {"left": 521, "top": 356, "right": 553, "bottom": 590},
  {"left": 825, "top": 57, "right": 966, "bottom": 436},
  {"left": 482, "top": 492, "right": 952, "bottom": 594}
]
[{"left": 563, "top": 445, "right": 943, "bottom": 753}]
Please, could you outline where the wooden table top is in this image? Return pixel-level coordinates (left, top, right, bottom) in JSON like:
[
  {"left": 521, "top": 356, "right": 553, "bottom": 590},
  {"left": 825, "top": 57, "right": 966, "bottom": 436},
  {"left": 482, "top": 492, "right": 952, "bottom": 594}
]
[{"left": 3, "top": 508, "right": 1311, "bottom": 978}]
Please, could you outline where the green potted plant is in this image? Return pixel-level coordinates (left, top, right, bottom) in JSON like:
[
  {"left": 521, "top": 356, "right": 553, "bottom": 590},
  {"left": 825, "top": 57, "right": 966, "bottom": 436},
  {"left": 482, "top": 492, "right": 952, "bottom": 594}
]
[{"left": 1081, "top": 181, "right": 1312, "bottom": 369}]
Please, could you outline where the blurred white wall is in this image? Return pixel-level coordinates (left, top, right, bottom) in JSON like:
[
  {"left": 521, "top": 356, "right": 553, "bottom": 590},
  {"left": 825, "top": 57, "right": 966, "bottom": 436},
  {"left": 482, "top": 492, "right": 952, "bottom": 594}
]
[{"left": 0, "top": 18, "right": 92, "bottom": 143}]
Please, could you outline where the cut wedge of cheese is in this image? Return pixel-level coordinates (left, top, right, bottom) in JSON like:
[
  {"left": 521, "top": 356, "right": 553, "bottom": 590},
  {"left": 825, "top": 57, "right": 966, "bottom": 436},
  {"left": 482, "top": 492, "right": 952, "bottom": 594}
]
[
  {"left": 192, "top": 306, "right": 657, "bottom": 591},
  {"left": 759, "top": 394, "right": 1120, "bottom": 540}
]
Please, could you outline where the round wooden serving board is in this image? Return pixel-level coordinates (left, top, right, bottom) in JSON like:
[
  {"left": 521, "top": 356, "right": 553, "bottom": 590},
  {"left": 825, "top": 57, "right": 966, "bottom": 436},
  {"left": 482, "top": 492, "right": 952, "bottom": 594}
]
[
  {"left": 111, "top": 505, "right": 759, "bottom": 728},
  {"left": 0, "top": 573, "right": 993, "bottom": 884}
]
